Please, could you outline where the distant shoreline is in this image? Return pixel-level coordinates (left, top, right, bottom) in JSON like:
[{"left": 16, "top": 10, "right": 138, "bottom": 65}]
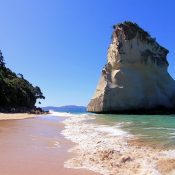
[{"left": 0, "top": 107, "right": 49, "bottom": 116}]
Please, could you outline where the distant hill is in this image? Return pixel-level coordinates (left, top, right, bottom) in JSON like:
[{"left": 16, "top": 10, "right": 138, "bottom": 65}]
[{"left": 42, "top": 105, "right": 86, "bottom": 113}]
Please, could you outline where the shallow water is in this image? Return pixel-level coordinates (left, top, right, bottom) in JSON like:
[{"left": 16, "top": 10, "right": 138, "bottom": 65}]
[
  {"left": 93, "top": 114, "right": 175, "bottom": 148},
  {"left": 53, "top": 109, "right": 175, "bottom": 148}
]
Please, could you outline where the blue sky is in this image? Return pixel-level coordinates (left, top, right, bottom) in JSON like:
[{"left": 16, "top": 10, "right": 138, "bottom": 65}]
[{"left": 0, "top": 0, "right": 174, "bottom": 107}]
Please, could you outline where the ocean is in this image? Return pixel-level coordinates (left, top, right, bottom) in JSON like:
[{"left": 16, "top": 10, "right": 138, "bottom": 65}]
[
  {"left": 94, "top": 114, "right": 175, "bottom": 149},
  {"left": 52, "top": 108, "right": 175, "bottom": 149}
]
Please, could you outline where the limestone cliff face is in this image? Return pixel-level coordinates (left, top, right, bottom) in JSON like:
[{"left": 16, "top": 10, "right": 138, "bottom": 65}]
[{"left": 87, "top": 22, "right": 175, "bottom": 113}]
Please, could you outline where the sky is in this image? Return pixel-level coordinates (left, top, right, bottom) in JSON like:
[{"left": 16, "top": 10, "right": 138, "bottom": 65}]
[{"left": 0, "top": 0, "right": 174, "bottom": 107}]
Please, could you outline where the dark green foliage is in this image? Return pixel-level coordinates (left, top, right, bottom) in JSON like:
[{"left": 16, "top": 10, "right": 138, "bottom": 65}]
[
  {"left": 0, "top": 51, "right": 45, "bottom": 109},
  {"left": 34, "top": 86, "right": 45, "bottom": 100},
  {"left": 0, "top": 50, "right": 5, "bottom": 67}
]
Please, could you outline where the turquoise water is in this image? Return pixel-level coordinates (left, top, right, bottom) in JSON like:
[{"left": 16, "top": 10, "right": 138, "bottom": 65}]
[
  {"left": 53, "top": 108, "right": 175, "bottom": 148},
  {"left": 94, "top": 114, "right": 175, "bottom": 148}
]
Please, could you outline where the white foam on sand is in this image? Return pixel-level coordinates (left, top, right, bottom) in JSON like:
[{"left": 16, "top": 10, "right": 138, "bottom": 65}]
[{"left": 60, "top": 113, "right": 175, "bottom": 175}]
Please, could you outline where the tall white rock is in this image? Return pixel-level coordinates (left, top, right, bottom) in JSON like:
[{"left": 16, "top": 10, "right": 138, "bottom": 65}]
[{"left": 87, "top": 22, "right": 175, "bottom": 114}]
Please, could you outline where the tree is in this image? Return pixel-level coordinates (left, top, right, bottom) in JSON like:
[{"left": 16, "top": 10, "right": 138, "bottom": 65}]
[
  {"left": 35, "top": 86, "right": 45, "bottom": 99},
  {"left": 17, "top": 73, "right": 24, "bottom": 79},
  {"left": 0, "top": 49, "right": 45, "bottom": 109},
  {"left": 0, "top": 50, "right": 5, "bottom": 67}
]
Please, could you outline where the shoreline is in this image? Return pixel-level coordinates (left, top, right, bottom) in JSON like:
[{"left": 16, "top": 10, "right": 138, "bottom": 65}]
[
  {"left": 60, "top": 112, "right": 175, "bottom": 175},
  {"left": 0, "top": 112, "right": 98, "bottom": 175},
  {"left": 1, "top": 112, "right": 175, "bottom": 174},
  {"left": 87, "top": 108, "right": 175, "bottom": 115}
]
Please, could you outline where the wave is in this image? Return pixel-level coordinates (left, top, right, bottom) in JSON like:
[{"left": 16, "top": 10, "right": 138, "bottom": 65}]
[
  {"left": 60, "top": 112, "right": 175, "bottom": 175},
  {"left": 49, "top": 110, "right": 96, "bottom": 117},
  {"left": 49, "top": 110, "right": 79, "bottom": 117},
  {"left": 95, "top": 125, "right": 129, "bottom": 136}
]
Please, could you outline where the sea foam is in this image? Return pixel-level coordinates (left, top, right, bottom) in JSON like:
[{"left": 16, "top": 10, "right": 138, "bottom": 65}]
[{"left": 50, "top": 111, "right": 175, "bottom": 175}]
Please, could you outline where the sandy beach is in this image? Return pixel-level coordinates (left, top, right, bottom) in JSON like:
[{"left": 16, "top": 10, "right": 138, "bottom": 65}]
[
  {"left": 0, "top": 113, "right": 37, "bottom": 120},
  {"left": 1, "top": 112, "right": 175, "bottom": 175},
  {"left": 0, "top": 113, "right": 98, "bottom": 175}
]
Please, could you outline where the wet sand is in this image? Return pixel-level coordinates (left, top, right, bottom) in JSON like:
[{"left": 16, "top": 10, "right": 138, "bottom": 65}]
[{"left": 0, "top": 115, "right": 98, "bottom": 175}]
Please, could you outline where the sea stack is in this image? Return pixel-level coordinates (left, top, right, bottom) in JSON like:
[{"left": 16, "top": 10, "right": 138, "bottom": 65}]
[{"left": 87, "top": 21, "right": 175, "bottom": 114}]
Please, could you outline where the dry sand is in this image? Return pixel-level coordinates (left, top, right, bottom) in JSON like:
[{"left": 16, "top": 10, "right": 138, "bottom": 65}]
[{"left": 0, "top": 113, "right": 36, "bottom": 120}]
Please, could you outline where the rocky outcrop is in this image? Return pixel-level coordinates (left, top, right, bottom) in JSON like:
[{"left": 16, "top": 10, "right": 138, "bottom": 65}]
[
  {"left": 0, "top": 106, "right": 49, "bottom": 114},
  {"left": 87, "top": 21, "right": 175, "bottom": 114}
]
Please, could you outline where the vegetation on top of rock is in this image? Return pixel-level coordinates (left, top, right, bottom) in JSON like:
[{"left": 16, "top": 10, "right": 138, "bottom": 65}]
[
  {"left": 0, "top": 50, "right": 45, "bottom": 111},
  {"left": 113, "top": 21, "right": 168, "bottom": 55}
]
